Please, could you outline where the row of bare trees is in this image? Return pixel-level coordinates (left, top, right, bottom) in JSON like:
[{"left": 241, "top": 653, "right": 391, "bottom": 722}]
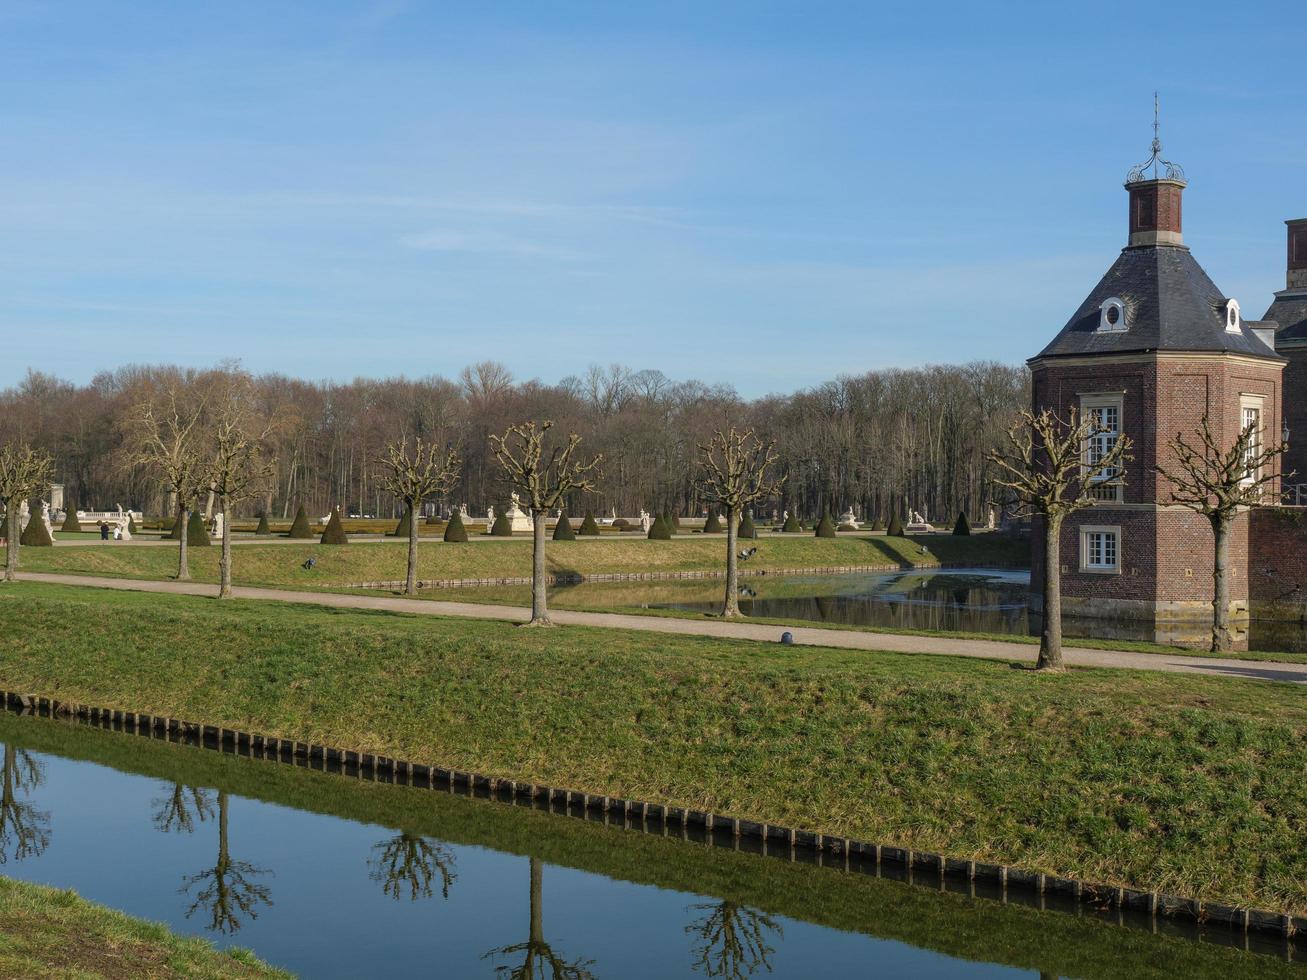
[{"left": 0, "top": 360, "right": 1028, "bottom": 527}]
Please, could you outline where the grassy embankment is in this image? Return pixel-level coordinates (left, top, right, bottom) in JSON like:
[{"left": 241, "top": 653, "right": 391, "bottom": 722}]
[
  {"left": 0, "top": 876, "right": 288, "bottom": 979},
  {"left": 1, "top": 710, "right": 1298, "bottom": 980},
  {"left": 2, "top": 582, "right": 1305, "bottom": 916},
  {"left": 16, "top": 533, "right": 1022, "bottom": 587}
]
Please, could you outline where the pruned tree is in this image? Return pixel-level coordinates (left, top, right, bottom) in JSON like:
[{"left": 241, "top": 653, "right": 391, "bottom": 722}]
[
  {"left": 377, "top": 438, "right": 460, "bottom": 595},
  {"left": 490, "top": 421, "right": 601, "bottom": 626},
  {"left": 484, "top": 857, "right": 595, "bottom": 980},
  {"left": 181, "top": 791, "right": 272, "bottom": 934},
  {"left": 0, "top": 744, "right": 50, "bottom": 864},
  {"left": 695, "top": 429, "right": 784, "bottom": 618},
  {"left": 124, "top": 381, "right": 209, "bottom": 582},
  {"left": 988, "top": 408, "right": 1132, "bottom": 670},
  {"left": 1156, "top": 413, "right": 1287, "bottom": 652},
  {"left": 368, "top": 832, "right": 458, "bottom": 901},
  {"left": 0, "top": 443, "right": 53, "bottom": 582},
  {"left": 152, "top": 783, "right": 215, "bottom": 835},
  {"left": 684, "top": 901, "right": 782, "bottom": 980},
  {"left": 206, "top": 375, "right": 276, "bottom": 599}
]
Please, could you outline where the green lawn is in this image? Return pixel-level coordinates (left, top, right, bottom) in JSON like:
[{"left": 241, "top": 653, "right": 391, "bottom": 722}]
[
  {"left": 2, "top": 582, "right": 1305, "bottom": 916},
  {"left": 0, "top": 876, "right": 288, "bottom": 979},
  {"left": 13, "top": 532, "right": 1026, "bottom": 589}
]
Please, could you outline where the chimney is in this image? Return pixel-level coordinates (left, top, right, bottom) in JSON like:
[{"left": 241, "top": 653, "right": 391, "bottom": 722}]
[
  {"left": 1125, "top": 178, "right": 1185, "bottom": 247},
  {"left": 1288, "top": 218, "right": 1307, "bottom": 290}
]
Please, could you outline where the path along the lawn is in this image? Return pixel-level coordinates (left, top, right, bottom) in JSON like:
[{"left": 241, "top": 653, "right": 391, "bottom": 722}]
[{"left": 18, "top": 571, "right": 1307, "bottom": 685}]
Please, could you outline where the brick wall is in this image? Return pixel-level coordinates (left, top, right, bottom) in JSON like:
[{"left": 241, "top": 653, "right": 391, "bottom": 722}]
[
  {"left": 1249, "top": 506, "right": 1307, "bottom": 611},
  {"left": 1281, "top": 347, "right": 1307, "bottom": 489}
]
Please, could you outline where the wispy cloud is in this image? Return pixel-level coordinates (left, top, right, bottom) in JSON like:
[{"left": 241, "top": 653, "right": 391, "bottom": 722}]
[{"left": 399, "top": 229, "right": 577, "bottom": 259}]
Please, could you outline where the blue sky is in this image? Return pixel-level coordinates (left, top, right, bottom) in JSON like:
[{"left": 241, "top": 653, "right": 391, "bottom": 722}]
[{"left": 2, "top": 1, "right": 1304, "bottom": 397}]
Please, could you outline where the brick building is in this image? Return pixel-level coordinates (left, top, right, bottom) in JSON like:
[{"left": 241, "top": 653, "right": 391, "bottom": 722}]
[{"left": 1028, "top": 154, "right": 1306, "bottom": 624}]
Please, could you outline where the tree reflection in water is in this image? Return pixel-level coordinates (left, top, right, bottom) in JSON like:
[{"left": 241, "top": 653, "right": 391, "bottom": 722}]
[
  {"left": 368, "top": 832, "right": 458, "bottom": 901},
  {"left": 685, "top": 901, "right": 782, "bottom": 979},
  {"left": 0, "top": 743, "right": 49, "bottom": 863},
  {"left": 485, "top": 856, "right": 595, "bottom": 980},
  {"left": 180, "top": 790, "right": 272, "bottom": 934},
  {"left": 152, "top": 782, "right": 215, "bottom": 835}
]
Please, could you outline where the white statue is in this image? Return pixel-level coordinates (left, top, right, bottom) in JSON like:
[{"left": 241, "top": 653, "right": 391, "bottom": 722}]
[
  {"left": 639, "top": 509, "right": 651, "bottom": 532},
  {"left": 211, "top": 512, "right": 224, "bottom": 539},
  {"left": 486, "top": 507, "right": 495, "bottom": 524},
  {"left": 986, "top": 506, "right": 997, "bottom": 531},
  {"left": 118, "top": 516, "right": 132, "bottom": 542},
  {"left": 839, "top": 506, "right": 858, "bottom": 527}
]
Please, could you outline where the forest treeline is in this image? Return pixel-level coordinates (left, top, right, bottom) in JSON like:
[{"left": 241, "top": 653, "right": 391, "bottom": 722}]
[{"left": 0, "top": 360, "right": 1028, "bottom": 524}]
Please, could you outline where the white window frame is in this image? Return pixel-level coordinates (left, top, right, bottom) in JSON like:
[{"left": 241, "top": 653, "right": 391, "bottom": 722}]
[
  {"left": 1225, "top": 298, "right": 1242, "bottom": 334},
  {"left": 1098, "top": 297, "right": 1127, "bottom": 333},
  {"left": 1080, "top": 392, "right": 1124, "bottom": 503},
  {"left": 1080, "top": 525, "right": 1122, "bottom": 574},
  {"left": 1239, "top": 394, "right": 1265, "bottom": 487}
]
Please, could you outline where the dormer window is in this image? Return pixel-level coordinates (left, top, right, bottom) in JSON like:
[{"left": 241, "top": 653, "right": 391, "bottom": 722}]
[
  {"left": 1098, "top": 297, "right": 1127, "bottom": 333},
  {"left": 1225, "top": 298, "right": 1241, "bottom": 333}
]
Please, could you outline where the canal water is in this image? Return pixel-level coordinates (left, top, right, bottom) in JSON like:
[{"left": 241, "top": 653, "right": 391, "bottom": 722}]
[
  {"left": 460, "top": 569, "right": 1307, "bottom": 652},
  {"left": 0, "top": 712, "right": 1298, "bottom": 978}
]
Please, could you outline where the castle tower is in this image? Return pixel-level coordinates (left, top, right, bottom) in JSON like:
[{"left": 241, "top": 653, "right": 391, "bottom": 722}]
[
  {"left": 1028, "top": 133, "right": 1284, "bottom": 624},
  {"left": 1259, "top": 219, "right": 1307, "bottom": 492}
]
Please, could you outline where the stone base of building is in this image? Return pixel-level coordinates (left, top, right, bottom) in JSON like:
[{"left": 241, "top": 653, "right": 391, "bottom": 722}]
[{"left": 1030, "top": 592, "right": 1249, "bottom": 623}]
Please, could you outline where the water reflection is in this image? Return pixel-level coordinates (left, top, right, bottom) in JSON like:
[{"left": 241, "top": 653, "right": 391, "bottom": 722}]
[
  {"left": 685, "top": 900, "right": 781, "bottom": 980},
  {"left": 153, "top": 782, "right": 214, "bottom": 834},
  {"left": 484, "top": 856, "right": 596, "bottom": 980},
  {"left": 369, "top": 831, "right": 458, "bottom": 901},
  {"left": 179, "top": 790, "right": 273, "bottom": 934},
  {"left": 0, "top": 744, "right": 48, "bottom": 863}
]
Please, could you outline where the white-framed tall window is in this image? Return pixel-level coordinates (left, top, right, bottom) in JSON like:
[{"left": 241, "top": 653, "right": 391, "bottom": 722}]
[
  {"left": 1080, "top": 525, "right": 1121, "bottom": 573},
  {"left": 1080, "top": 393, "right": 1124, "bottom": 502},
  {"left": 1240, "top": 396, "right": 1264, "bottom": 486}
]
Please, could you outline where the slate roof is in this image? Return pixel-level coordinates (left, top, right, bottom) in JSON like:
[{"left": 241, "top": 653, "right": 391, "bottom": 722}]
[
  {"left": 1033, "top": 244, "right": 1284, "bottom": 362},
  {"left": 1262, "top": 289, "right": 1307, "bottom": 345}
]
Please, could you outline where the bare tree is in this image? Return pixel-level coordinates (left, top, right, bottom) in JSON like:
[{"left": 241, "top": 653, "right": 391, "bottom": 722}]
[
  {"left": 207, "top": 376, "right": 275, "bottom": 599},
  {"left": 1156, "top": 414, "right": 1287, "bottom": 652},
  {"left": 0, "top": 443, "right": 53, "bottom": 582},
  {"left": 684, "top": 901, "right": 782, "bottom": 980},
  {"left": 491, "top": 421, "right": 601, "bottom": 626},
  {"left": 124, "top": 379, "right": 209, "bottom": 581},
  {"left": 484, "top": 857, "right": 595, "bottom": 980},
  {"left": 368, "top": 832, "right": 458, "bottom": 901},
  {"left": 377, "top": 438, "right": 460, "bottom": 595},
  {"left": 181, "top": 790, "right": 272, "bottom": 934},
  {"left": 988, "top": 408, "right": 1131, "bottom": 670},
  {"left": 696, "top": 429, "right": 784, "bottom": 618}
]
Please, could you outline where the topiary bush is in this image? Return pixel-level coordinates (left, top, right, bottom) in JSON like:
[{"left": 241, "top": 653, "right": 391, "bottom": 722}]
[
  {"left": 647, "top": 514, "right": 671, "bottom": 540},
  {"left": 287, "top": 505, "right": 313, "bottom": 539},
  {"left": 187, "top": 510, "right": 211, "bottom": 547},
  {"left": 20, "top": 504, "right": 53, "bottom": 547},
  {"left": 254, "top": 513, "right": 271, "bottom": 535},
  {"left": 578, "top": 510, "right": 600, "bottom": 536},
  {"left": 781, "top": 511, "right": 802, "bottom": 533},
  {"left": 953, "top": 511, "right": 971, "bottom": 536},
  {"left": 490, "top": 510, "right": 513, "bottom": 536},
  {"left": 60, "top": 508, "right": 82, "bottom": 533},
  {"left": 837, "top": 523, "right": 857, "bottom": 532},
  {"left": 425, "top": 513, "right": 441, "bottom": 526},
  {"left": 702, "top": 509, "right": 723, "bottom": 533},
  {"left": 738, "top": 511, "right": 757, "bottom": 539},
  {"left": 128, "top": 513, "right": 138, "bottom": 534},
  {"left": 391, "top": 509, "right": 412, "bottom": 538},
  {"left": 443, "top": 511, "right": 468, "bottom": 542},
  {"left": 871, "top": 516, "right": 885, "bottom": 532},
  {"left": 612, "top": 518, "right": 631, "bottom": 531},
  {"left": 886, "top": 511, "right": 904, "bottom": 537},
  {"left": 553, "top": 513, "right": 575, "bottom": 541},
  {"left": 814, "top": 510, "right": 836, "bottom": 538},
  {"left": 320, "top": 507, "right": 349, "bottom": 545}
]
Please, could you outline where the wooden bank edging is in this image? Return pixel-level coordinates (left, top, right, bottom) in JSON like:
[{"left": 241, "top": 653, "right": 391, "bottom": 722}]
[
  {"left": 344, "top": 560, "right": 1030, "bottom": 592},
  {"left": 4, "top": 689, "right": 1301, "bottom": 951}
]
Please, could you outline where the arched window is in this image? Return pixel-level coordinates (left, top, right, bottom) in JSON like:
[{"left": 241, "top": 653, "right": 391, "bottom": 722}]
[{"left": 1098, "top": 297, "right": 1127, "bottom": 333}]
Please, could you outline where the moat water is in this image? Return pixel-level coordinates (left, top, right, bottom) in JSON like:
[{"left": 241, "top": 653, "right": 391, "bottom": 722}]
[{"left": 0, "top": 711, "right": 1295, "bottom": 978}]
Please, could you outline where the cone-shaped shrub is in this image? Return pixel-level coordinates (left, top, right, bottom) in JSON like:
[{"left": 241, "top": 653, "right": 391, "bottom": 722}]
[
  {"left": 490, "top": 510, "right": 513, "bottom": 536},
  {"left": 781, "top": 511, "right": 802, "bottom": 533},
  {"left": 320, "top": 507, "right": 349, "bottom": 545},
  {"left": 255, "top": 513, "right": 272, "bottom": 536},
  {"left": 612, "top": 518, "right": 630, "bottom": 531},
  {"left": 814, "top": 510, "right": 836, "bottom": 538},
  {"left": 391, "top": 509, "right": 412, "bottom": 538},
  {"left": 886, "top": 511, "right": 904, "bottom": 537},
  {"left": 647, "top": 513, "right": 671, "bottom": 540},
  {"left": 872, "top": 516, "right": 885, "bottom": 532},
  {"left": 128, "top": 513, "right": 137, "bottom": 534},
  {"left": 443, "top": 510, "right": 468, "bottom": 542},
  {"left": 20, "top": 505, "right": 53, "bottom": 547},
  {"left": 425, "top": 513, "right": 441, "bottom": 525},
  {"left": 738, "top": 511, "right": 757, "bottom": 539},
  {"left": 669, "top": 512, "right": 682, "bottom": 530},
  {"left": 953, "top": 511, "right": 971, "bottom": 536},
  {"left": 553, "top": 513, "right": 575, "bottom": 541},
  {"left": 61, "top": 508, "right": 82, "bottom": 533},
  {"left": 578, "top": 510, "right": 600, "bottom": 536},
  {"left": 287, "top": 505, "right": 313, "bottom": 539},
  {"left": 187, "top": 510, "right": 210, "bottom": 546},
  {"left": 703, "top": 509, "right": 723, "bottom": 533}
]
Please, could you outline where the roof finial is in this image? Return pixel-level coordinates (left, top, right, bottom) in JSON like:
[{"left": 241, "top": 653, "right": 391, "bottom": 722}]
[{"left": 1127, "top": 92, "right": 1185, "bottom": 185}]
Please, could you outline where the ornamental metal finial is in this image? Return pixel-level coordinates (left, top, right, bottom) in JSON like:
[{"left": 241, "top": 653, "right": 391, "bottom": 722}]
[{"left": 1126, "top": 92, "right": 1186, "bottom": 185}]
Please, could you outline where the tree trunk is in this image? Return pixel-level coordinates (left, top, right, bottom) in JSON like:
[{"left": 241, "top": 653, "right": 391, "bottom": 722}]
[
  {"left": 204, "top": 488, "right": 215, "bottom": 520},
  {"left": 3, "top": 500, "right": 19, "bottom": 581},
  {"left": 722, "top": 504, "right": 740, "bottom": 617},
  {"left": 1211, "top": 512, "right": 1233, "bottom": 652},
  {"left": 218, "top": 497, "right": 233, "bottom": 599},
  {"left": 529, "top": 856, "right": 543, "bottom": 946},
  {"left": 177, "top": 503, "right": 191, "bottom": 581},
  {"left": 527, "top": 509, "right": 550, "bottom": 626},
  {"left": 405, "top": 500, "right": 419, "bottom": 596},
  {"left": 1037, "top": 515, "right": 1064, "bottom": 671}
]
